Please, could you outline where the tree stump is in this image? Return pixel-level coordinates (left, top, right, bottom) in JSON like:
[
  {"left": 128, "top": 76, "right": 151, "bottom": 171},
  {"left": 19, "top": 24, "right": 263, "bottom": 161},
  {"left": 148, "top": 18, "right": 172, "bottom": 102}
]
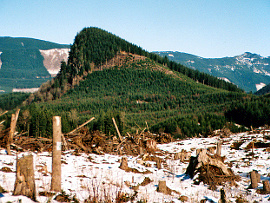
[
  {"left": 156, "top": 158, "right": 162, "bottom": 169},
  {"left": 13, "top": 154, "right": 36, "bottom": 201},
  {"left": 263, "top": 180, "right": 270, "bottom": 193},
  {"left": 249, "top": 170, "right": 260, "bottom": 189},
  {"left": 218, "top": 188, "right": 229, "bottom": 203},
  {"left": 119, "top": 157, "right": 129, "bottom": 170},
  {"left": 216, "top": 141, "right": 222, "bottom": 156},
  {"left": 157, "top": 180, "right": 171, "bottom": 195},
  {"left": 146, "top": 139, "right": 157, "bottom": 151},
  {"left": 175, "top": 149, "right": 191, "bottom": 162}
]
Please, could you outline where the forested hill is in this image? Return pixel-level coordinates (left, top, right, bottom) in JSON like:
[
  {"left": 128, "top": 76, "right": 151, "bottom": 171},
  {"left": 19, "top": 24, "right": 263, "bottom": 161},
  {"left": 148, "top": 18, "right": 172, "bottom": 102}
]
[
  {"left": 64, "top": 28, "right": 242, "bottom": 93},
  {"left": 0, "top": 37, "right": 69, "bottom": 50},
  {"left": 6, "top": 27, "right": 256, "bottom": 139},
  {"left": 0, "top": 37, "right": 69, "bottom": 93},
  {"left": 30, "top": 27, "right": 242, "bottom": 103}
]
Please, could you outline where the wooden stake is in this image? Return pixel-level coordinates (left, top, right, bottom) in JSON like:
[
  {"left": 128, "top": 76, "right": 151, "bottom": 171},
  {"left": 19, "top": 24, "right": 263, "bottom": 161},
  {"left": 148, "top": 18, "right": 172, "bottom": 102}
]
[
  {"left": 51, "top": 116, "right": 62, "bottom": 192},
  {"left": 67, "top": 117, "right": 95, "bottom": 135},
  {"left": 112, "top": 117, "right": 123, "bottom": 142},
  {"left": 7, "top": 109, "right": 20, "bottom": 155}
]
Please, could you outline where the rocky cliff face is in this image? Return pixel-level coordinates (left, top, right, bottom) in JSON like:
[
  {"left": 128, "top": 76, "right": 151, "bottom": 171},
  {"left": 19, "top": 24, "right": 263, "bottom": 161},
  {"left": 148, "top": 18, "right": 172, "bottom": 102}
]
[{"left": 40, "top": 48, "right": 70, "bottom": 77}]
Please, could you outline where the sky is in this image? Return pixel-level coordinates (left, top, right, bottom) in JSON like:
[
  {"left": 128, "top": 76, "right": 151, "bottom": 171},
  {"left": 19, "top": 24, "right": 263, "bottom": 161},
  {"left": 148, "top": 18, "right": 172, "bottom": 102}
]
[{"left": 1, "top": 0, "right": 270, "bottom": 58}]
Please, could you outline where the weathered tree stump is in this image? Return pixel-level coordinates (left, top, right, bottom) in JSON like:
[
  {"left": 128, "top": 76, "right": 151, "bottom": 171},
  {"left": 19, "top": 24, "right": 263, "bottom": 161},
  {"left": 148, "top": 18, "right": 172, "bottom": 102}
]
[
  {"left": 263, "top": 180, "right": 270, "bottom": 193},
  {"left": 13, "top": 154, "right": 36, "bottom": 201},
  {"left": 249, "top": 170, "right": 260, "bottom": 189},
  {"left": 146, "top": 139, "right": 157, "bottom": 151},
  {"left": 157, "top": 180, "right": 171, "bottom": 195},
  {"left": 218, "top": 188, "right": 229, "bottom": 203},
  {"left": 119, "top": 157, "right": 129, "bottom": 170},
  {"left": 175, "top": 149, "right": 191, "bottom": 162},
  {"left": 186, "top": 149, "right": 238, "bottom": 188},
  {"left": 156, "top": 158, "right": 162, "bottom": 169},
  {"left": 216, "top": 141, "right": 222, "bottom": 156}
]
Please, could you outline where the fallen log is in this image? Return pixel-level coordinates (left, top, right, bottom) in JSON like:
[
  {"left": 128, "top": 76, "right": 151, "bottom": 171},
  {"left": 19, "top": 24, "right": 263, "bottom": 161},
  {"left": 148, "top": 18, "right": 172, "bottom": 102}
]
[
  {"left": 112, "top": 117, "right": 123, "bottom": 142},
  {"left": 0, "top": 110, "right": 8, "bottom": 117},
  {"left": 67, "top": 117, "right": 95, "bottom": 135}
]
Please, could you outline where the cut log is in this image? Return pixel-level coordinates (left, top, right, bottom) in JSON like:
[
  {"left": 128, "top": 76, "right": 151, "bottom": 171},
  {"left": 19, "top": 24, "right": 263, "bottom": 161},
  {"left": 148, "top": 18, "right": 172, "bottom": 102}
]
[
  {"left": 67, "top": 117, "right": 95, "bottom": 135},
  {"left": 0, "top": 110, "right": 8, "bottom": 117},
  {"left": 112, "top": 117, "right": 123, "bottom": 142},
  {"left": 13, "top": 154, "right": 36, "bottom": 201}
]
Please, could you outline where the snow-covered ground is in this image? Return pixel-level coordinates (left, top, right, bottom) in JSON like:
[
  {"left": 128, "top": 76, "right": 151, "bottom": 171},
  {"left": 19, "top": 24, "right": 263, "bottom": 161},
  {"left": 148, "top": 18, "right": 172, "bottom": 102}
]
[{"left": 1, "top": 131, "right": 270, "bottom": 202}]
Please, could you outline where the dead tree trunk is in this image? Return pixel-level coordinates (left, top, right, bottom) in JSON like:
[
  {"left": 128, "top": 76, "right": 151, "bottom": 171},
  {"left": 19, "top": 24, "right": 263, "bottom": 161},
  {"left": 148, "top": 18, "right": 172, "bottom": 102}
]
[
  {"left": 13, "top": 154, "right": 36, "bottom": 201},
  {"left": 51, "top": 116, "right": 62, "bottom": 192},
  {"left": 7, "top": 109, "right": 20, "bottom": 155}
]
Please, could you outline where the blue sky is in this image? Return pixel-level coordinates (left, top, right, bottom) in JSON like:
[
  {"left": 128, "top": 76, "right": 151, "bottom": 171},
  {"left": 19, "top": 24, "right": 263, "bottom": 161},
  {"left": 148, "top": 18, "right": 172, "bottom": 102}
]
[{"left": 1, "top": 0, "right": 269, "bottom": 58}]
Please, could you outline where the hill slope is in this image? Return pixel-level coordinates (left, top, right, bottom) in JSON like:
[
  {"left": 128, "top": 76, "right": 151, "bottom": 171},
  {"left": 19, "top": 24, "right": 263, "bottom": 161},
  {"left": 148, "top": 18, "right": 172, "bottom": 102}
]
[
  {"left": 0, "top": 37, "right": 69, "bottom": 93},
  {"left": 10, "top": 27, "right": 250, "bottom": 138},
  {"left": 155, "top": 51, "right": 270, "bottom": 92}
]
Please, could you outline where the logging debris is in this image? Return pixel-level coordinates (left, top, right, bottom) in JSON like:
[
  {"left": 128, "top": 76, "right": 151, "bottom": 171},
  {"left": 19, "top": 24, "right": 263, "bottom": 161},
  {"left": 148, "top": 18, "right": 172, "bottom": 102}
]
[{"left": 0, "top": 127, "right": 173, "bottom": 156}]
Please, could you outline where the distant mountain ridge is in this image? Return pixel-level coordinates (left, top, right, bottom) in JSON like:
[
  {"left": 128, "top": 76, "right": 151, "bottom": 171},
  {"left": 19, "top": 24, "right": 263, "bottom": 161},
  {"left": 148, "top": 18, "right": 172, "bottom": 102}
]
[
  {"left": 154, "top": 51, "right": 270, "bottom": 92},
  {"left": 0, "top": 37, "right": 70, "bottom": 93}
]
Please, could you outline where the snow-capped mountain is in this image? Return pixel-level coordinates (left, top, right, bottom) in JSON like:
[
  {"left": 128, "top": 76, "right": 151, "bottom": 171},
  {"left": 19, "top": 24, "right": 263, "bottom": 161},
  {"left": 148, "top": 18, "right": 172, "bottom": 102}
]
[{"left": 154, "top": 51, "right": 270, "bottom": 93}]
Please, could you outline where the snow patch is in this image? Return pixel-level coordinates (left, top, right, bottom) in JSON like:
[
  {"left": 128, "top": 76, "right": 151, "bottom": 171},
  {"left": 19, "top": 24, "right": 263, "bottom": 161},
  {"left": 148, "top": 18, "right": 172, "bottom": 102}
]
[
  {"left": 218, "top": 77, "right": 231, "bottom": 83},
  {"left": 168, "top": 54, "right": 174, "bottom": 57},
  {"left": 12, "top": 88, "right": 39, "bottom": 93},
  {"left": 40, "top": 48, "right": 70, "bottom": 77},
  {"left": 1, "top": 131, "right": 270, "bottom": 202},
  {"left": 256, "top": 82, "right": 266, "bottom": 91},
  {"left": 253, "top": 68, "right": 262, "bottom": 74}
]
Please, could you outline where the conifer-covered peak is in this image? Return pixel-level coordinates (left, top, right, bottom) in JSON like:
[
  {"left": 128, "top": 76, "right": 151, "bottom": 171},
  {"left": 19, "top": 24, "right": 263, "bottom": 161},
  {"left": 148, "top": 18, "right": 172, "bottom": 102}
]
[{"left": 66, "top": 27, "right": 147, "bottom": 77}]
